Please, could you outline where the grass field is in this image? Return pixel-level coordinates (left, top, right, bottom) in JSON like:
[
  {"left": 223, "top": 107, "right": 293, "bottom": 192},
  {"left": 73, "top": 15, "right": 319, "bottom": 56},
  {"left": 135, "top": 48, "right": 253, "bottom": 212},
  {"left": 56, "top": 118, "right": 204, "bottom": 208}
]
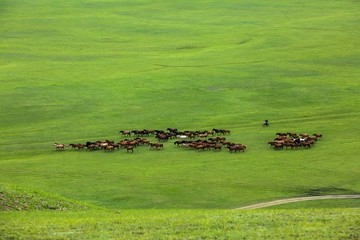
[
  {"left": 2, "top": 209, "right": 359, "bottom": 239},
  {"left": 0, "top": 0, "right": 360, "bottom": 238},
  {"left": 1, "top": 184, "right": 358, "bottom": 239}
]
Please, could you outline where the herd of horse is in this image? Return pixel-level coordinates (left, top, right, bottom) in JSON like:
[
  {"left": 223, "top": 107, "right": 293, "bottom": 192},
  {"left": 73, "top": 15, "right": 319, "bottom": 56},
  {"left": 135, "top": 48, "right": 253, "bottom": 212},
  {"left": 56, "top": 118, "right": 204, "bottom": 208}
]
[
  {"left": 54, "top": 128, "right": 323, "bottom": 153},
  {"left": 53, "top": 128, "right": 238, "bottom": 153},
  {"left": 54, "top": 138, "right": 161, "bottom": 153},
  {"left": 267, "top": 132, "right": 323, "bottom": 150}
]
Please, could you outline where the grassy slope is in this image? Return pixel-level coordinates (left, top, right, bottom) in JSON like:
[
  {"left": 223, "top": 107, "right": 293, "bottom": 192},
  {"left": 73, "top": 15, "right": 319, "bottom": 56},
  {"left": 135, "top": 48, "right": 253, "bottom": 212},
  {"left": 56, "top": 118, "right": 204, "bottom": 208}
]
[
  {"left": 0, "top": 0, "right": 359, "bottom": 210},
  {"left": 0, "top": 183, "right": 93, "bottom": 211},
  {"left": 1, "top": 209, "right": 359, "bottom": 239},
  {"left": 1, "top": 184, "right": 358, "bottom": 239}
]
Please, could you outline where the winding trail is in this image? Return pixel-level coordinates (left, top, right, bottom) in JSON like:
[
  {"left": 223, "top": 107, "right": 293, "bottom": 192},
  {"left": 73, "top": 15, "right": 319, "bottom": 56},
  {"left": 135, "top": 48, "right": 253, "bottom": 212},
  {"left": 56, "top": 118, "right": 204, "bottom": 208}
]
[{"left": 236, "top": 195, "right": 360, "bottom": 210}]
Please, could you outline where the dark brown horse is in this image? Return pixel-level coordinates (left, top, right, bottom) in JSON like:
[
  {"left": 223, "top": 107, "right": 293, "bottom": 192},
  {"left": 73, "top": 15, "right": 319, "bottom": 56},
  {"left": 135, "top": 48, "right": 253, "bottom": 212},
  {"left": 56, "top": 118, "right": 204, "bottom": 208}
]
[
  {"left": 273, "top": 142, "right": 284, "bottom": 150},
  {"left": 313, "top": 133, "right": 323, "bottom": 139},
  {"left": 227, "top": 144, "right": 246, "bottom": 152},
  {"left": 213, "top": 144, "right": 222, "bottom": 151},
  {"left": 155, "top": 134, "right": 169, "bottom": 142},
  {"left": 150, "top": 143, "right": 164, "bottom": 150}
]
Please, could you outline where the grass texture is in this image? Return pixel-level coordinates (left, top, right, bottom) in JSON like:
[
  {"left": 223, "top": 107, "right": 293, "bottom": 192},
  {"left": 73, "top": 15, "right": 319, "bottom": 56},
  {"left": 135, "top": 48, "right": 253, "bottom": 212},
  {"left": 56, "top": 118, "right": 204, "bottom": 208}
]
[{"left": 1, "top": 209, "right": 359, "bottom": 239}]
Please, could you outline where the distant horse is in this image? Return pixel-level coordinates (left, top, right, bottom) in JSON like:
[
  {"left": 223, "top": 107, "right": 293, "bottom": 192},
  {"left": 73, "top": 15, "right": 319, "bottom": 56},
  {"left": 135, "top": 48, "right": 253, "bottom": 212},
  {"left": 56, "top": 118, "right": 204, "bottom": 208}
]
[
  {"left": 273, "top": 143, "right": 284, "bottom": 150},
  {"left": 156, "top": 134, "right": 169, "bottom": 142},
  {"left": 227, "top": 144, "right": 246, "bottom": 153},
  {"left": 313, "top": 133, "right": 323, "bottom": 139},
  {"left": 104, "top": 145, "right": 115, "bottom": 152},
  {"left": 126, "top": 146, "right": 134, "bottom": 153},
  {"left": 150, "top": 143, "right": 164, "bottom": 150},
  {"left": 213, "top": 144, "right": 222, "bottom": 151},
  {"left": 176, "top": 135, "right": 189, "bottom": 139},
  {"left": 167, "top": 128, "right": 178, "bottom": 133},
  {"left": 119, "top": 130, "right": 131, "bottom": 137},
  {"left": 54, "top": 143, "right": 67, "bottom": 150},
  {"left": 69, "top": 143, "right": 85, "bottom": 150}
]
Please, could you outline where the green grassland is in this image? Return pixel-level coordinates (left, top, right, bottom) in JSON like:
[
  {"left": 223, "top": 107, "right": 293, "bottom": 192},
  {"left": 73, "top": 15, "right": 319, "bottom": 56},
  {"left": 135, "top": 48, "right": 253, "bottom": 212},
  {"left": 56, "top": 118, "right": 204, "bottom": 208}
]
[
  {"left": 1, "top": 0, "right": 360, "bottom": 238},
  {"left": 1, "top": 184, "right": 359, "bottom": 239},
  {"left": 1, "top": 209, "right": 359, "bottom": 239}
]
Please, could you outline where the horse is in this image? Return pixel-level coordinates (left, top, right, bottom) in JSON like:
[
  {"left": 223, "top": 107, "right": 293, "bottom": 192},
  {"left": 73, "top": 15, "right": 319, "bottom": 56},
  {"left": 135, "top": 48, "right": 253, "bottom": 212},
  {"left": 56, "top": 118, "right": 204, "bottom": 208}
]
[
  {"left": 213, "top": 144, "right": 222, "bottom": 151},
  {"left": 155, "top": 134, "right": 169, "bottom": 142},
  {"left": 226, "top": 144, "right": 245, "bottom": 153},
  {"left": 227, "top": 145, "right": 240, "bottom": 153},
  {"left": 176, "top": 135, "right": 189, "bottom": 140},
  {"left": 54, "top": 143, "right": 67, "bottom": 150},
  {"left": 231, "top": 144, "right": 246, "bottom": 152},
  {"left": 139, "top": 138, "right": 150, "bottom": 145},
  {"left": 301, "top": 142, "right": 311, "bottom": 149},
  {"left": 68, "top": 143, "right": 78, "bottom": 149},
  {"left": 273, "top": 142, "right": 284, "bottom": 150},
  {"left": 195, "top": 144, "right": 206, "bottom": 151},
  {"left": 69, "top": 143, "right": 85, "bottom": 150},
  {"left": 198, "top": 133, "right": 208, "bottom": 139},
  {"left": 119, "top": 130, "right": 131, "bottom": 137},
  {"left": 98, "top": 142, "right": 109, "bottom": 149},
  {"left": 313, "top": 133, "right": 322, "bottom": 139},
  {"left": 167, "top": 128, "right": 178, "bottom": 133},
  {"left": 104, "top": 145, "right": 115, "bottom": 152},
  {"left": 212, "top": 129, "right": 225, "bottom": 135},
  {"left": 274, "top": 136, "right": 287, "bottom": 141},
  {"left": 86, "top": 144, "right": 98, "bottom": 151},
  {"left": 287, "top": 132, "right": 298, "bottom": 138},
  {"left": 150, "top": 143, "right": 163, "bottom": 150},
  {"left": 126, "top": 146, "right": 134, "bottom": 153},
  {"left": 299, "top": 133, "right": 309, "bottom": 138}
]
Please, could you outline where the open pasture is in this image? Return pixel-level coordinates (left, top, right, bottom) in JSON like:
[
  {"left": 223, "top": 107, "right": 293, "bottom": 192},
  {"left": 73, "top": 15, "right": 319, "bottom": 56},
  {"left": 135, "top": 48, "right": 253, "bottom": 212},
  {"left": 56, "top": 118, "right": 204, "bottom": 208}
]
[
  {"left": 2, "top": 209, "right": 359, "bottom": 239},
  {"left": 0, "top": 0, "right": 359, "bottom": 212}
]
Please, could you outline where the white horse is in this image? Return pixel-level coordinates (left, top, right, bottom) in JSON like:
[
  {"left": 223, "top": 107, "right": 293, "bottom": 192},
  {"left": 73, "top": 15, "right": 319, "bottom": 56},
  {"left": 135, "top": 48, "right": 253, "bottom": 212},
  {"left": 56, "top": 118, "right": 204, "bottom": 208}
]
[{"left": 176, "top": 135, "right": 189, "bottom": 139}]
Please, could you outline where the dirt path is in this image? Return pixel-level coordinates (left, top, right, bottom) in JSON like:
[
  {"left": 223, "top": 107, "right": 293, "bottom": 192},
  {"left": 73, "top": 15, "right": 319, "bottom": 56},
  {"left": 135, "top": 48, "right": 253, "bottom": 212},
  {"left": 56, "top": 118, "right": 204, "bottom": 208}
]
[{"left": 236, "top": 195, "right": 360, "bottom": 210}]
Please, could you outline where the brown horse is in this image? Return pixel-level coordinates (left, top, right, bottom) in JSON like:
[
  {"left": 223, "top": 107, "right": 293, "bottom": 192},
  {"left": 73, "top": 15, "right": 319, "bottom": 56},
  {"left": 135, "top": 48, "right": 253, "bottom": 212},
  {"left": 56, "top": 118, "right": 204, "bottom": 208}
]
[
  {"left": 313, "top": 133, "right": 322, "bottom": 139},
  {"left": 227, "top": 145, "right": 239, "bottom": 153},
  {"left": 227, "top": 144, "right": 246, "bottom": 152},
  {"left": 156, "top": 134, "right": 169, "bottom": 142},
  {"left": 301, "top": 142, "right": 311, "bottom": 148},
  {"left": 273, "top": 142, "right": 284, "bottom": 150},
  {"left": 104, "top": 145, "right": 115, "bottom": 152},
  {"left": 299, "top": 133, "right": 309, "bottom": 138},
  {"left": 69, "top": 143, "right": 84, "bottom": 150},
  {"left": 126, "top": 146, "right": 134, "bottom": 153},
  {"left": 119, "top": 130, "right": 131, "bottom": 137},
  {"left": 150, "top": 143, "right": 164, "bottom": 150},
  {"left": 213, "top": 144, "right": 222, "bottom": 151},
  {"left": 86, "top": 144, "right": 98, "bottom": 151}
]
